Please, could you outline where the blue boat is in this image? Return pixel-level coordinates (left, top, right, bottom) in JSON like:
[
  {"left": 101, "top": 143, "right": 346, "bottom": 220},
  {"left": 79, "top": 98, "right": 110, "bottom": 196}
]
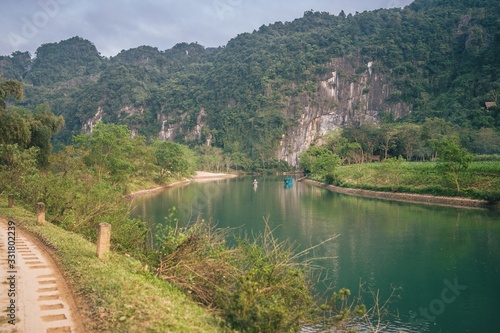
[{"left": 284, "top": 177, "right": 293, "bottom": 188}]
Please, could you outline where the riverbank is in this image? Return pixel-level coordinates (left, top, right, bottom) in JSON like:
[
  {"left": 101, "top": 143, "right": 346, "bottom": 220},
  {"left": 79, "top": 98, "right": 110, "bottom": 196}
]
[
  {"left": 127, "top": 171, "right": 237, "bottom": 199},
  {"left": 303, "top": 179, "right": 495, "bottom": 209},
  {"left": 302, "top": 160, "right": 500, "bottom": 208}
]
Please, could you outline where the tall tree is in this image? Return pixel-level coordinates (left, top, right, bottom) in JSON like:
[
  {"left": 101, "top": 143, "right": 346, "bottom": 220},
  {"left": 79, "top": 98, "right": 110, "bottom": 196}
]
[
  {"left": 154, "top": 141, "right": 195, "bottom": 179},
  {"left": 396, "top": 123, "right": 423, "bottom": 161},
  {"left": 73, "top": 123, "right": 137, "bottom": 183},
  {"left": 378, "top": 124, "right": 399, "bottom": 159},
  {"left": 433, "top": 137, "right": 472, "bottom": 192}
]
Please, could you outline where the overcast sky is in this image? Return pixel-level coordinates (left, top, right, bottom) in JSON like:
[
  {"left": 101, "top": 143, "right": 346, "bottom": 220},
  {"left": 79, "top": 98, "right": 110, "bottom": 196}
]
[{"left": 1, "top": 0, "right": 414, "bottom": 58}]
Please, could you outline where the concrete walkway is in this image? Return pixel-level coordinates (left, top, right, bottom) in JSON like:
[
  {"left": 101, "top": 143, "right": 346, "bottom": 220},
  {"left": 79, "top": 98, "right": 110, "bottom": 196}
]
[{"left": 0, "top": 218, "right": 82, "bottom": 333}]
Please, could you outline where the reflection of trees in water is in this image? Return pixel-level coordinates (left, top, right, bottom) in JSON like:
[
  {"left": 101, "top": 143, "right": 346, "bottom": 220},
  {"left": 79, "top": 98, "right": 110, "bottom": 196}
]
[{"left": 132, "top": 177, "right": 500, "bottom": 333}]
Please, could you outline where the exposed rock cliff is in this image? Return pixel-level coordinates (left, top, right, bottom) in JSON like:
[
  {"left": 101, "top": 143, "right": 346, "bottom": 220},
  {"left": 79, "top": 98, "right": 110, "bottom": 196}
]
[
  {"left": 158, "top": 108, "right": 208, "bottom": 144},
  {"left": 279, "top": 56, "right": 412, "bottom": 166},
  {"left": 82, "top": 107, "right": 104, "bottom": 134}
]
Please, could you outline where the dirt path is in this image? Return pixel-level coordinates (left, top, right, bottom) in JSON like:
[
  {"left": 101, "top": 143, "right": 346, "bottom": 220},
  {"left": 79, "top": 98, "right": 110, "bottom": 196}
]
[{"left": 0, "top": 218, "right": 83, "bottom": 333}]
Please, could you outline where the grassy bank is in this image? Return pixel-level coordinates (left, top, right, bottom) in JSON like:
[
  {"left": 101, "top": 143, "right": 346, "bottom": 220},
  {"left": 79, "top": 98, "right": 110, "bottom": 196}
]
[
  {"left": 0, "top": 194, "right": 224, "bottom": 333},
  {"left": 319, "top": 161, "right": 500, "bottom": 204}
]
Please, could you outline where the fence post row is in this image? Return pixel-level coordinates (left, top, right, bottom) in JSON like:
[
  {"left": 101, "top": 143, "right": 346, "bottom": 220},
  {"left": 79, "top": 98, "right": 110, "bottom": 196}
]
[{"left": 30, "top": 202, "right": 112, "bottom": 259}]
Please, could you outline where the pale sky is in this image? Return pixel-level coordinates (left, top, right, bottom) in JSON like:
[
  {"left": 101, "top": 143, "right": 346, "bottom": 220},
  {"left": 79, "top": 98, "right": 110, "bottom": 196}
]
[{"left": 0, "top": 0, "right": 413, "bottom": 58}]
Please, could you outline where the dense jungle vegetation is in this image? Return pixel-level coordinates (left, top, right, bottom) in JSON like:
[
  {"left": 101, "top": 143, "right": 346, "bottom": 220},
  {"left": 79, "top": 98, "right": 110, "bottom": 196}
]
[{"left": 0, "top": 0, "right": 499, "bottom": 168}]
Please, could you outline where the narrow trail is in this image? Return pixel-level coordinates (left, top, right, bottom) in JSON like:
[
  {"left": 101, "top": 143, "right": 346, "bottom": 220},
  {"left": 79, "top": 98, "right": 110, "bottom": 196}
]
[{"left": 0, "top": 218, "right": 83, "bottom": 333}]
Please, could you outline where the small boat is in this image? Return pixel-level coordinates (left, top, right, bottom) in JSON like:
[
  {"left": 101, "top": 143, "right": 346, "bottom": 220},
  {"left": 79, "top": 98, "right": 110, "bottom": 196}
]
[{"left": 284, "top": 177, "right": 293, "bottom": 188}]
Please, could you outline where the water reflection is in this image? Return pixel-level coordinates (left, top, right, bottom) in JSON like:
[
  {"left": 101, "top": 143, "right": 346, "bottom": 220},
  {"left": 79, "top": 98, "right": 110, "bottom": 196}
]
[{"left": 131, "top": 176, "right": 500, "bottom": 333}]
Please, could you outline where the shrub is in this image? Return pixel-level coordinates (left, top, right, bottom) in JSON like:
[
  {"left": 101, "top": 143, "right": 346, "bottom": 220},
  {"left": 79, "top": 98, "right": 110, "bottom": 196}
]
[
  {"left": 156, "top": 218, "right": 318, "bottom": 332},
  {"left": 222, "top": 228, "right": 316, "bottom": 332}
]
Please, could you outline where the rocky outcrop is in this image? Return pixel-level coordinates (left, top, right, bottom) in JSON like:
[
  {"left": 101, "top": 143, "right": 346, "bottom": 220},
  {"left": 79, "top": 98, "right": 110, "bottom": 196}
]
[
  {"left": 279, "top": 56, "right": 412, "bottom": 166},
  {"left": 82, "top": 107, "right": 103, "bottom": 134},
  {"left": 184, "top": 108, "right": 207, "bottom": 143},
  {"left": 158, "top": 108, "right": 208, "bottom": 144}
]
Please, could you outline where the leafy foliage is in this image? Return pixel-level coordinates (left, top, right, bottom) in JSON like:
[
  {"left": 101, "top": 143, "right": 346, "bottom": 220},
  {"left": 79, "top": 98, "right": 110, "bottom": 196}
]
[
  {"left": 0, "top": 144, "right": 42, "bottom": 204},
  {"left": 1, "top": 0, "right": 498, "bottom": 169},
  {"left": 433, "top": 137, "right": 473, "bottom": 192},
  {"left": 299, "top": 146, "right": 341, "bottom": 177},
  {"left": 0, "top": 81, "right": 64, "bottom": 166},
  {"left": 24, "top": 36, "right": 104, "bottom": 86},
  {"left": 153, "top": 140, "right": 196, "bottom": 180},
  {"left": 156, "top": 218, "right": 317, "bottom": 332},
  {"left": 73, "top": 123, "right": 141, "bottom": 183},
  {"left": 0, "top": 79, "right": 24, "bottom": 108}
]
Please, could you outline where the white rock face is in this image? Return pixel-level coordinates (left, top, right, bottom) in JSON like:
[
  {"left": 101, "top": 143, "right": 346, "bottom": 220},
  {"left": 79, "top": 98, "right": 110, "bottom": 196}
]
[
  {"left": 82, "top": 107, "right": 103, "bottom": 133},
  {"left": 278, "top": 56, "right": 412, "bottom": 166}
]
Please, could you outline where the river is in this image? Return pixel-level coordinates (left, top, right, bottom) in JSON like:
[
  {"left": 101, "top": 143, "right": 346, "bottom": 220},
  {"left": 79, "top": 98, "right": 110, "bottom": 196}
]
[{"left": 131, "top": 176, "right": 500, "bottom": 332}]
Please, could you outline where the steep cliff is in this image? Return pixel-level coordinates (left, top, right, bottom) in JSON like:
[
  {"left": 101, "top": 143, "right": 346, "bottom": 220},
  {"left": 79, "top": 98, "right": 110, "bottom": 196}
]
[{"left": 279, "top": 56, "right": 412, "bottom": 165}]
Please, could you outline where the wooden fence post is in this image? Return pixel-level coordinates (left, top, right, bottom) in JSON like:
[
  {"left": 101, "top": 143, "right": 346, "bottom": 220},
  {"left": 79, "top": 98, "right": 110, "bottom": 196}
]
[
  {"left": 36, "top": 202, "right": 45, "bottom": 224},
  {"left": 97, "top": 223, "right": 111, "bottom": 259},
  {"left": 8, "top": 194, "right": 14, "bottom": 208}
]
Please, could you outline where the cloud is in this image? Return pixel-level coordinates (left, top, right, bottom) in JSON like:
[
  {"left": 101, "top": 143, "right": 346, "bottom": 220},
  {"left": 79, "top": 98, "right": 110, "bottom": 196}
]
[{"left": 0, "top": 0, "right": 414, "bottom": 58}]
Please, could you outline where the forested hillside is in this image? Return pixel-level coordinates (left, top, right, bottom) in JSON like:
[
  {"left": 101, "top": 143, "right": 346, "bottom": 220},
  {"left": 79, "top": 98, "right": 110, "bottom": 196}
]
[{"left": 0, "top": 0, "right": 498, "bottom": 166}]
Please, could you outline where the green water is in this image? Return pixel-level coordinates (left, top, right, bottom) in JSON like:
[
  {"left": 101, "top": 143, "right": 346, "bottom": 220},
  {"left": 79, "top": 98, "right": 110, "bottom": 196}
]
[{"left": 131, "top": 176, "right": 500, "bottom": 332}]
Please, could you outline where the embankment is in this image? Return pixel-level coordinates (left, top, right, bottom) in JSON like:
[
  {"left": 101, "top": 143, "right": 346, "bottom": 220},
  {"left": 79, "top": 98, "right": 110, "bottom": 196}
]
[{"left": 303, "top": 180, "right": 494, "bottom": 209}]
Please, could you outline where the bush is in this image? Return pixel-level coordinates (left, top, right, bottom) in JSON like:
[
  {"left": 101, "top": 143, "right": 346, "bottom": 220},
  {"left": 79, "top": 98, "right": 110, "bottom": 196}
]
[
  {"left": 325, "top": 173, "right": 337, "bottom": 185},
  {"left": 222, "top": 229, "right": 316, "bottom": 332},
  {"left": 40, "top": 174, "right": 148, "bottom": 258},
  {"left": 156, "top": 218, "right": 317, "bottom": 332}
]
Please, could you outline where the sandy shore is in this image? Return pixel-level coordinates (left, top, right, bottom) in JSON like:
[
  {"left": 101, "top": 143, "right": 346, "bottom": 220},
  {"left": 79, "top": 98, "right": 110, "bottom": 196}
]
[
  {"left": 126, "top": 171, "right": 237, "bottom": 199},
  {"left": 192, "top": 171, "right": 238, "bottom": 181}
]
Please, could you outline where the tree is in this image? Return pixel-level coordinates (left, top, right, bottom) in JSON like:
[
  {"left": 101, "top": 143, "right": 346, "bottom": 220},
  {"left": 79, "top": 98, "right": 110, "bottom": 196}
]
[
  {"left": 73, "top": 123, "right": 137, "bottom": 183},
  {"left": 433, "top": 137, "right": 472, "bottom": 192},
  {"left": 0, "top": 79, "right": 24, "bottom": 109},
  {"left": 0, "top": 144, "right": 41, "bottom": 205},
  {"left": 195, "top": 145, "right": 225, "bottom": 172},
  {"left": 0, "top": 109, "right": 31, "bottom": 147},
  {"left": 396, "top": 123, "right": 423, "bottom": 161},
  {"left": 49, "top": 145, "right": 86, "bottom": 177},
  {"left": 343, "top": 124, "right": 379, "bottom": 163},
  {"left": 231, "top": 151, "right": 252, "bottom": 171},
  {"left": 378, "top": 124, "right": 399, "bottom": 159},
  {"left": 470, "top": 128, "right": 500, "bottom": 154},
  {"left": 421, "top": 117, "right": 455, "bottom": 159},
  {"left": 29, "top": 104, "right": 65, "bottom": 166},
  {"left": 299, "top": 146, "right": 341, "bottom": 177},
  {"left": 154, "top": 141, "right": 195, "bottom": 180},
  {"left": 0, "top": 80, "right": 30, "bottom": 147}
]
